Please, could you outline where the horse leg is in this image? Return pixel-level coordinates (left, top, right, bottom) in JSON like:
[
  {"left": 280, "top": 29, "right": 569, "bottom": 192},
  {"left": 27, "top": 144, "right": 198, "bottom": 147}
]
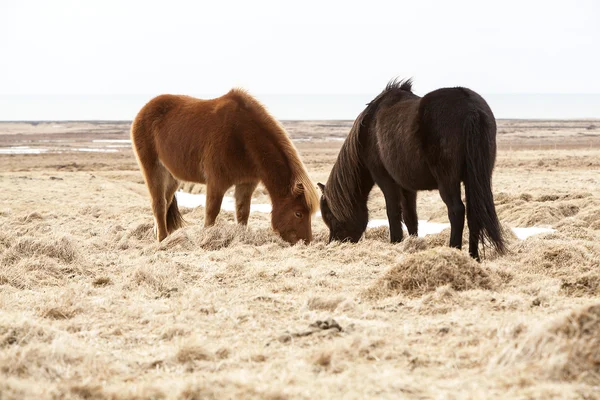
[
  {"left": 401, "top": 189, "right": 418, "bottom": 236},
  {"left": 204, "top": 183, "right": 226, "bottom": 227},
  {"left": 467, "top": 213, "right": 481, "bottom": 261},
  {"left": 234, "top": 182, "right": 258, "bottom": 225},
  {"left": 438, "top": 183, "right": 465, "bottom": 249},
  {"left": 164, "top": 173, "right": 182, "bottom": 234},
  {"left": 376, "top": 177, "right": 404, "bottom": 243},
  {"left": 142, "top": 163, "right": 170, "bottom": 242}
]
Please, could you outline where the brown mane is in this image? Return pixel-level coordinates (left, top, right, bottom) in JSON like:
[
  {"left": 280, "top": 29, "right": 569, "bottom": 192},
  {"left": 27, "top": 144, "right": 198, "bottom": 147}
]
[{"left": 228, "top": 88, "right": 319, "bottom": 214}]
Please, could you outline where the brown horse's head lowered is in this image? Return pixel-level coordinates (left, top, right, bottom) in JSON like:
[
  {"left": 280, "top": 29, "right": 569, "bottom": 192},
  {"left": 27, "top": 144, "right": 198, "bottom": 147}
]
[
  {"left": 131, "top": 89, "right": 319, "bottom": 245},
  {"left": 271, "top": 180, "right": 318, "bottom": 244}
]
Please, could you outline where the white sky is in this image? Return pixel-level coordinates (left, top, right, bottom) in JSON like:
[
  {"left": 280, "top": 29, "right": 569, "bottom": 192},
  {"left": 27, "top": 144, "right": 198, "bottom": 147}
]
[{"left": 1, "top": 0, "right": 599, "bottom": 97}]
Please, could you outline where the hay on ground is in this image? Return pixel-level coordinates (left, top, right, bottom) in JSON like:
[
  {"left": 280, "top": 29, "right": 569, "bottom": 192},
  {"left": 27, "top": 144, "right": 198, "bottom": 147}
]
[
  {"left": 306, "top": 296, "right": 345, "bottom": 311},
  {"left": 364, "top": 247, "right": 498, "bottom": 299},
  {"left": 561, "top": 273, "right": 600, "bottom": 297},
  {"left": 491, "top": 303, "right": 600, "bottom": 384},
  {"left": 2, "top": 236, "right": 78, "bottom": 265},
  {"left": 513, "top": 237, "right": 600, "bottom": 278}
]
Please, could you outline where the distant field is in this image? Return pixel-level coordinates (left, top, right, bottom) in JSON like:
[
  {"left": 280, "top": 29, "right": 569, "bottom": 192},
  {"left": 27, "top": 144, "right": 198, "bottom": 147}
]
[{"left": 1, "top": 120, "right": 600, "bottom": 399}]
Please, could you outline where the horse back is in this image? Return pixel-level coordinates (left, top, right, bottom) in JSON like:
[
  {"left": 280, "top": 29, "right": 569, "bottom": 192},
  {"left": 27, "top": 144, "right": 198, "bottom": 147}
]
[
  {"left": 417, "top": 88, "right": 496, "bottom": 174},
  {"left": 371, "top": 97, "right": 438, "bottom": 190},
  {"left": 132, "top": 93, "right": 256, "bottom": 184}
]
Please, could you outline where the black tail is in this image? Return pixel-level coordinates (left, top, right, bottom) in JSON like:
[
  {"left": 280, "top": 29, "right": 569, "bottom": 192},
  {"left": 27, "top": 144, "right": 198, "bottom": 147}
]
[
  {"left": 166, "top": 196, "right": 185, "bottom": 233},
  {"left": 464, "top": 111, "right": 506, "bottom": 255}
]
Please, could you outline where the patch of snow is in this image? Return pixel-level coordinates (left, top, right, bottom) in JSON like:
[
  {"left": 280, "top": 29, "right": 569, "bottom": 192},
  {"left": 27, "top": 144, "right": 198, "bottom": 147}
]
[
  {"left": 0, "top": 146, "right": 47, "bottom": 155},
  {"left": 92, "top": 139, "right": 132, "bottom": 143},
  {"left": 175, "top": 191, "right": 272, "bottom": 213},
  {"left": 368, "top": 219, "right": 450, "bottom": 237},
  {"left": 512, "top": 226, "right": 555, "bottom": 240},
  {"left": 76, "top": 148, "right": 118, "bottom": 153}
]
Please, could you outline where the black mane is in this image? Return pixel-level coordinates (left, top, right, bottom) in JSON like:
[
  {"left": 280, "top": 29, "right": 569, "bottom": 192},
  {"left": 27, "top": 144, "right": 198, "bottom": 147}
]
[{"left": 386, "top": 77, "right": 413, "bottom": 93}]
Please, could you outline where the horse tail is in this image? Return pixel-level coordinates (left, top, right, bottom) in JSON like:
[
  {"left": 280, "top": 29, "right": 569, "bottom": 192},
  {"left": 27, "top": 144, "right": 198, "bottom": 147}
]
[
  {"left": 464, "top": 111, "right": 506, "bottom": 255},
  {"left": 166, "top": 195, "right": 185, "bottom": 232},
  {"left": 131, "top": 96, "right": 186, "bottom": 234}
]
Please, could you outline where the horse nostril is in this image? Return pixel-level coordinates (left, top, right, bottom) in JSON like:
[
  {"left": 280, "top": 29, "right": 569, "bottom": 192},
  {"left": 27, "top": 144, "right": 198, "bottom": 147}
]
[{"left": 287, "top": 233, "right": 298, "bottom": 244}]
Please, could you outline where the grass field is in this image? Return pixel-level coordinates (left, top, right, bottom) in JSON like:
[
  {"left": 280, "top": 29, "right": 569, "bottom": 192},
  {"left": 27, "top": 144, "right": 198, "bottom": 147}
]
[{"left": 1, "top": 120, "right": 600, "bottom": 399}]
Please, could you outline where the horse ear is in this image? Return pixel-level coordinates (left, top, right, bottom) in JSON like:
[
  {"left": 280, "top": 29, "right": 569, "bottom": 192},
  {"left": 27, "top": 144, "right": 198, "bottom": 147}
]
[
  {"left": 317, "top": 183, "right": 325, "bottom": 193},
  {"left": 293, "top": 182, "right": 304, "bottom": 196}
]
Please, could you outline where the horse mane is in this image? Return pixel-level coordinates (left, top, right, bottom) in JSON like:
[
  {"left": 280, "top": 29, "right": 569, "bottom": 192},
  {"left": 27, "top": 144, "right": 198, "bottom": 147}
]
[
  {"left": 325, "top": 78, "right": 414, "bottom": 221},
  {"left": 387, "top": 77, "right": 413, "bottom": 93},
  {"left": 325, "top": 113, "right": 366, "bottom": 221},
  {"left": 228, "top": 88, "right": 319, "bottom": 215}
]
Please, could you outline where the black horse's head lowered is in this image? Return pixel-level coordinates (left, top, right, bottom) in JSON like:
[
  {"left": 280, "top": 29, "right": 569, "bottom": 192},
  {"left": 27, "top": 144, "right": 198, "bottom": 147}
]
[{"left": 318, "top": 182, "right": 367, "bottom": 243}]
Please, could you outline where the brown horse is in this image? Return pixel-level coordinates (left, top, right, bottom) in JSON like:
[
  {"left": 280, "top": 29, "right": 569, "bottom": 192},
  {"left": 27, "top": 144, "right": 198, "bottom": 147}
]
[
  {"left": 131, "top": 89, "right": 319, "bottom": 244},
  {"left": 318, "top": 79, "right": 505, "bottom": 260}
]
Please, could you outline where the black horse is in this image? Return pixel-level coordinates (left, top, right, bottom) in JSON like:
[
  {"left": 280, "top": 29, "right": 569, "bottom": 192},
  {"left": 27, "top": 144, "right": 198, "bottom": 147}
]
[{"left": 318, "top": 79, "right": 505, "bottom": 260}]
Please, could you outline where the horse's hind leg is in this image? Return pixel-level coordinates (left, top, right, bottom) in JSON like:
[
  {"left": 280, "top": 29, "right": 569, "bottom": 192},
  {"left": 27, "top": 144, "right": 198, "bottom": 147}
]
[
  {"left": 164, "top": 173, "right": 182, "bottom": 234},
  {"left": 467, "top": 218, "right": 481, "bottom": 261},
  {"left": 401, "top": 189, "right": 418, "bottom": 236},
  {"left": 141, "top": 162, "right": 172, "bottom": 242},
  {"left": 438, "top": 182, "right": 465, "bottom": 249},
  {"left": 234, "top": 182, "right": 258, "bottom": 225}
]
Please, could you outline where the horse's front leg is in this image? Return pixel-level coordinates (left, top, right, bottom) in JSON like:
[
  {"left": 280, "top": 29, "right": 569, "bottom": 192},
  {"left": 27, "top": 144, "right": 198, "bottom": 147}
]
[
  {"left": 234, "top": 182, "right": 258, "bottom": 225},
  {"left": 204, "top": 183, "right": 226, "bottom": 227},
  {"left": 377, "top": 177, "right": 404, "bottom": 243}
]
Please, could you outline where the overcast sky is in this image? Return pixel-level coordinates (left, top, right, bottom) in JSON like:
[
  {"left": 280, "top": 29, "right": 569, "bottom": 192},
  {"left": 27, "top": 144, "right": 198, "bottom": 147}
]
[{"left": 1, "top": 0, "right": 599, "bottom": 98}]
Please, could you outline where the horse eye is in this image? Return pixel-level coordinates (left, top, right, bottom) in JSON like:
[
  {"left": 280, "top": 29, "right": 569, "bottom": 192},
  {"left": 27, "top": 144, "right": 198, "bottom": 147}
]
[{"left": 295, "top": 212, "right": 303, "bottom": 218}]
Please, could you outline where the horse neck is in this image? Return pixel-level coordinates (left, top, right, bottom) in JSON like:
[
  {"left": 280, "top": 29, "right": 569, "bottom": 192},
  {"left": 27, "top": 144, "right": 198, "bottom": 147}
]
[
  {"left": 261, "top": 161, "right": 293, "bottom": 204},
  {"left": 345, "top": 162, "right": 374, "bottom": 209},
  {"left": 328, "top": 157, "right": 374, "bottom": 219},
  {"left": 250, "top": 127, "right": 296, "bottom": 203}
]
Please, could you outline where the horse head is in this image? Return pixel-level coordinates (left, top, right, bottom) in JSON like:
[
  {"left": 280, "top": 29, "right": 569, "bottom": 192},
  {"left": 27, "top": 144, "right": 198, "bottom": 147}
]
[
  {"left": 271, "top": 182, "right": 313, "bottom": 245},
  {"left": 318, "top": 183, "right": 366, "bottom": 243}
]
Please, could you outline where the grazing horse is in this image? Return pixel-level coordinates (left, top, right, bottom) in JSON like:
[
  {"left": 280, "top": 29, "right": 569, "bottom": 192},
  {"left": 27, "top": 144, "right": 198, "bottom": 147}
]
[
  {"left": 318, "top": 79, "right": 505, "bottom": 260},
  {"left": 131, "top": 89, "right": 319, "bottom": 244}
]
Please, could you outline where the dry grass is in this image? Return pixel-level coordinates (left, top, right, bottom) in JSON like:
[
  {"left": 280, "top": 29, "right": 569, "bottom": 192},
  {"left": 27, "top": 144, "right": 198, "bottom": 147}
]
[
  {"left": 561, "top": 273, "right": 600, "bottom": 297},
  {"left": 513, "top": 235, "right": 600, "bottom": 278},
  {"left": 364, "top": 247, "right": 498, "bottom": 299},
  {"left": 491, "top": 303, "right": 600, "bottom": 384},
  {"left": 2, "top": 121, "right": 600, "bottom": 399}
]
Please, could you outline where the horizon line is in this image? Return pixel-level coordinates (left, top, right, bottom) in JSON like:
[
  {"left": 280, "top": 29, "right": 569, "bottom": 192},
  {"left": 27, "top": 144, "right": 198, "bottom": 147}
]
[
  {"left": 2, "top": 92, "right": 600, "bottom": 96},
  {"left": 2, "top": 117, "right": 600, "bottom": 123}
]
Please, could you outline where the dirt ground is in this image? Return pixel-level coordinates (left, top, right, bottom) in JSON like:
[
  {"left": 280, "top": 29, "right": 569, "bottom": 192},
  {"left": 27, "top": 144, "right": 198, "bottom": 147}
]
[{"left": 1, "top": 120, "right": 600, "bottom": 399}]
